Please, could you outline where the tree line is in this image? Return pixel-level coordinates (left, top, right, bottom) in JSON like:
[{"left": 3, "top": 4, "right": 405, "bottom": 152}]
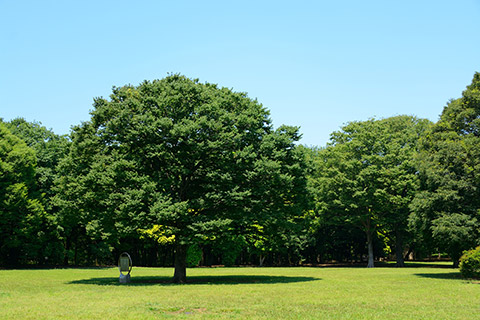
[{"left": 1, "top": 73, "right": 479, "bottom": 282}]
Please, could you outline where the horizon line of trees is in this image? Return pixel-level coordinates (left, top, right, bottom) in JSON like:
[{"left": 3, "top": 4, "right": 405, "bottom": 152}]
[{"left": 1, "top": 73, "right": 479, "bottom": 281}]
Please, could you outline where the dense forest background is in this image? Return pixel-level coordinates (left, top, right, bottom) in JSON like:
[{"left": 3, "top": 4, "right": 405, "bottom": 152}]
[{"left": 1, "top": 73, "right": 479, "bottom": 270}]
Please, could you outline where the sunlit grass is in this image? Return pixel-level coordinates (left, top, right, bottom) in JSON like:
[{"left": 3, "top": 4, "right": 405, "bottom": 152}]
[{"left": 0, "top": 263, "right": 478, "bottom": 319}]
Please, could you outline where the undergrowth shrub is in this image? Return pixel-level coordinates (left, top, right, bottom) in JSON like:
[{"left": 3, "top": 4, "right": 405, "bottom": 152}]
[
  {"left": 459, "top": 246, "right": 480, "bottom": 279},
  {"left": 186, "top": 244, "right": 202, "bottom": 267}
]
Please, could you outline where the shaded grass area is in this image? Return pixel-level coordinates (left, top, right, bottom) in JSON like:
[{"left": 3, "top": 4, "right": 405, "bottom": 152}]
[
  {"left": 377, "top": 261, "right": 455, "bottom": 268},
  {"left": 1, "top": 264, "right": 479, "bottom": 319},
  {"left": 414, "top": 272, "right": 463, "bottom": 280},
  {"left": 70, "top": 274, "right": 320, "bottom": 286}
]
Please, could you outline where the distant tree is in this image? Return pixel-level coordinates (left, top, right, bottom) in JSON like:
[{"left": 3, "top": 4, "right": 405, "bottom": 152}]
[
  {"left": 54, "top": 123, "right": 140, "bottom": 265},
  {"left": 4, "top": 118, "right": 70, "bottom": 264},
  {"left": 410, "top": 72, "right": 480, "bottom": 267},
  {"left": 431, "top": 213, "right": 478, "bottom": 265},
  {"left": 55, "top": 75, "right": 308, "bottom": 281},
  {"left": 311, "top": 116, "right": 430, "bottom": 267},
  {"left": 373, "top": 116, "right": 431, "bottom": 266},
  {"left": 0, "top": 123, "right": 47, "bottom": 266},
  {"left": 6, "top": 118, "right": 70, "bottom": 209}
]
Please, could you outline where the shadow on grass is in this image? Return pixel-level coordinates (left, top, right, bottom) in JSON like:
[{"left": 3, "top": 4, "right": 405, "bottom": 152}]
[
  {"left": 0, "top": 266, "right": 113, "bottom": 271},
  {"left": 414, "top": 272, "right": 463, "bottom": 280},
  {"left": 375, "top": 262, "right": 455, "bottom": 269},
  {"left": 68, "top": 275, "right": 321, "bottom": 286},
  {"left": 306, "top": 261, "right": 455, "bottom": 269}
]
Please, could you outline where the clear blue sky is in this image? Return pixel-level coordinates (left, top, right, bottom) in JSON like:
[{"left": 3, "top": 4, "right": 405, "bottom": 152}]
[{"left": 1, "top": 1, "right": 479, "bottom": 146}]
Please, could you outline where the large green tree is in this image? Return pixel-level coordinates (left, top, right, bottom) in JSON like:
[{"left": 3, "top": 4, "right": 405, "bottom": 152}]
[
  {"left": 55, "top": 75, "right": 307, "bottom": 281},
  {"left": 5, "top": 119, "right": 69, "bottom": 264},
  {"left": 410, "top": 72, "right": 480, "bottom": 266},
  {"left": 0, "top": 123, "right": 47, "bottom": 266},
  {"left": 6, "top": 118, "right": 70, "bottom": 210},
  {"left": 312, "top": 116, "right": 430, "bottom": 267}
]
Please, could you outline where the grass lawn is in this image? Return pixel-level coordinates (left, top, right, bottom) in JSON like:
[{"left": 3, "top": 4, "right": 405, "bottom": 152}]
[{"left": 0, "top": 263, "right": 479, "bottom": 319}]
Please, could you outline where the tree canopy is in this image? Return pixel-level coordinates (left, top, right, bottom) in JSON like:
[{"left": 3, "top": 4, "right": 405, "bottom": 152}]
[
  {"left": 2, "top": 72, "right": 480, "bottom": 271},
  {"left": 0, "top": 122, "right": 48, "bottom": 265},
  {"left": 311, "top": 116, "right": 431, "bottom": 267},
  {"left": 54, "top": 75, "right": 308, "bottom": 282},
  {"left": 410, "top": 72, "right": 480, "bottom": 266}
]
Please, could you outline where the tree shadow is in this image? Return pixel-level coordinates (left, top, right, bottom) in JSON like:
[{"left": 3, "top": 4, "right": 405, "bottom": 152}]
[
  {"left": 414, "top": 272, "right": 463, "bottom": 280},
  {"left": 0, "top": 266, "right": 113, "bottom": 271},
  {"left": 375, "top": 262, "right": 455, "bottom": 269},
  {"left": 68, "top": 275, "right": 321, "bottom": 286},
  {"left": 306, "top": 261, "right": 455, "bottom": 269}
]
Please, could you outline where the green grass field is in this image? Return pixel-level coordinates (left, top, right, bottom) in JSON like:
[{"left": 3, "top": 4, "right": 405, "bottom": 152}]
[{"left": 0, "top": 263, "right": 479, "bottom": 319}]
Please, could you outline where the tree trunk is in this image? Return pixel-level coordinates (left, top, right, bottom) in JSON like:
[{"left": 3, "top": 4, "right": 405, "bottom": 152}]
[
  {"left": 363, "top": 216, "right": 375, "bottom": 268},
  {"left": 366, "top": 229, "right": 375, "bottom": 268},
  {"left": 259, "top": 254, "right": 265, "bottom": 267},
  {"left": 453, "top": 260, "right": 459, "bottom": 268},
  {"left": 404, "top": 246, "right": 414, "bottom": 261},
  {"left": 63, "top": 238, "right": 70, "bottom": 266},
  {"left": 173, "top": 243, "right": 187, "bottom": 283},
  {"left": 395, "top": 226, "right": 405, "bottom": 267}
]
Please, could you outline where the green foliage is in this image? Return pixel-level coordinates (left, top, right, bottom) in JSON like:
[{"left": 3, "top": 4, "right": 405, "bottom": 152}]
[
  {"left": 6, "top": 118, "right": 70, "bottom": 206},
  {"left": 0, "top": 123, "right": 49, "bottom": 265},
  {"left": 5, "top": 72, "right": 480, "bottom": 270},
  {"left": 310, "top": 116, "right": 430, "bottom": 267},
  {"left": 3, "top": 118, "right": 69, "bottom": 265},
  {"left": 215, "top": 236, "right": 246, "bottom": 266},
  {"left": 431, "top": 213, "right": 478, "bottom": 264},
  {"left": 186, "top": 243, "right": 202, "bottom": 267},
  {"left": 53, "top": 75, "right": 308, "bottom": 277},
  {"left": 410, "top": 72, "right": 480, "bottom": 265},
  {"left": 139, "top": 225, "right": 176, "bottom": 245},
  {"left": 460, "top": 246, "right": 480, "bottom": 279}
]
